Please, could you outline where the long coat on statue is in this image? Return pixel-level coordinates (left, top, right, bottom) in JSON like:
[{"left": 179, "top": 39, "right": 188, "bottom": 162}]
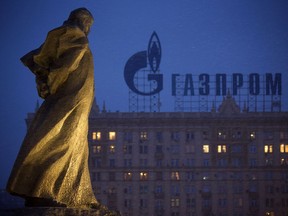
[{"left": 6, "top": 24, "right": 98, "bottom": 208}]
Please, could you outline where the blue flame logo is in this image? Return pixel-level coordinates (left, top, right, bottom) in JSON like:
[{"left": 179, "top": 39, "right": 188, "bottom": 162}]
[{"left": 124, "top": 31, "right": 163, "bottom": 96}]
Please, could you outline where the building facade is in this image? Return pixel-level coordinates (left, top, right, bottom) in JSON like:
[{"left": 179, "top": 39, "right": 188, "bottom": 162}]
[{"left": 88, "top": 95, "right": 288, "bottom": 216}]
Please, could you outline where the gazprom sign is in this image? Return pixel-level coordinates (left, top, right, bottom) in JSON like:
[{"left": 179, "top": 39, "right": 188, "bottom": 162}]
[
  {"left": 124, "top": 32, "right": 282, "bottom": 98},
  {"left": 172, "top": 73, "right": 282, "bottom": 96}
]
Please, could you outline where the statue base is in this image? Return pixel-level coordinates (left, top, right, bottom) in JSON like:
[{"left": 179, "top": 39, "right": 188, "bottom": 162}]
[{"left": 0, "top": 207, "right": 119, "bottom": 216}]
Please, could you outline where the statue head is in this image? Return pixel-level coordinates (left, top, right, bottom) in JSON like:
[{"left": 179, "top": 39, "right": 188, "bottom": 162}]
[{"left": 65, "top": 8, "right": 94, "bottom": 35}]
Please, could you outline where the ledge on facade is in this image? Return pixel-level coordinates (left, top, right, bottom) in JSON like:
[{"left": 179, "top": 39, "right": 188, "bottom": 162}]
[{"left": 0, "top": 207, "right": 119, "bottom": 216}]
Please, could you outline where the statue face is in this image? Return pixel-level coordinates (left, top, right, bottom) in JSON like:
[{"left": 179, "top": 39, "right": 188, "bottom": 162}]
[{"left": 83, "top": 19, "right": 93, "bottom": 35}]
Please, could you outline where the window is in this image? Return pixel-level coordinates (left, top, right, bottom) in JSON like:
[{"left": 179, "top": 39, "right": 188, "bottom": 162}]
[
  {"left": 280, "top": 144, "right": 288, "bottom": 153},
  {"left": 124, "top": 131, "right": 133, "bottom": 143},
  {"left": 139, "top": 199, "right": 148, "bottom": 208},
  {"left": 280, "top": 131, "right": 288, "bottom": 139},
  {"left": 123, "top": 172, "right": 132, "bottom": 181},
  {"left": 217, "top": 145, "right": 227, "bottom": 153},
  {"left": 109, "top": 145, "right": 115, "bottom": 153},
  {"left": 156, "top": 131, "right": 163, "bottom": 142},
  {"left": 281, "top": 158, "right": 288, "bottom": 165},
  {"left": 140, "top": 172, "right": 148, "bottom": 181},
  {"left": 139, "top": 185, "right": 148, "bottom": 194},
  {"left": 155, "top": 185, "right": 163, "bottom": 193},
  {"left": 109, "top": 131, "right": 116, "bottom": 140},
  {"left": 155, "top": 172, "right": 163, "bottom": 180},
  {"left": 217, "top": 130, "right": 227, "bottom": 140},
  {"left": 202, "top": 131, "right": 208, "bottom": 139},
  {"left": 203, "top": 159, "right": 210, "bottom": 167},
  {"left": 249, "top": 145, "right": 257, "bottom": 153},
  {"left": 156, "top": 159, "right": 163, "bottom": 167},
  {"left": 171, "top": 185, "right": 180, "bottom": 195},
  {"left": 124, "top": 159, "right": 132, "bottom": 167},
  {"left": 185, "top": 145, "right": 195, "bottom": 153},
  {"left": 264, "top": 131, "right": 274, "bottom": 140},
  {"left": 170, "top": 145, "right": 180, "bottom": 153},
  {"left": 265, "top": 198, "right": 274, "bottom": 207},
  {"left": 186, "top": 198, "right": 196, "bottom": 208},
  {"left": 92, "top": 158, "right": 101, "bottom": 168},
  {"left": 109, "top": 172, "right": 116, "bottom": 181},
  {"left": 233, "top": 198, "right": 243, "bottom": 207},
  {"left": 91, "top": 172, "right": 101, "bottom": 181},
  {"left": 185, "top": 185, "right": 196, "bottom": 194},
  {"left": 249, "top": 131, "right": 256, "bottom": 140},
  {"left": 265, "top": 158, "right": 273, "bottom": 166},
  {"left": 186, "top": 172, "right": 194, "bottom": 181},
  {"left": 232, "top": 130, "right": 242, "bottom": 139},
  {"left": 218, "top": 198, "right": 227, "bottom": 207},
  {"left": 140, "top": 131, "right": 148, "bottom": 141},
  {"left": 186, "top": 131, "right": 194, "bottom": 141},
  {"left": 185, "top": 159, "right": 195, "bottom": 167},
  {"left": 139, "top": 145, "right": 148, "bottom": 154},
  {"left": 92, "top": 145, "right": 101, "bottom": 154},
  {"left": 231, "top": 145, "right": 242, "bottom": 153},
  {"left": 249, "top": 158, "right": 257, "bottom": 167},
  {"left": 232, "top": 158, "right": 241, "bottom": 167},
  {"left": 171, "top": 131, "right": 180, "bottom": 142},
  {"left": 140, "top": 159, "right": 148, "bottom": 167},
  {"left": 124, "top": 186, "right": 133, "bottom": 194},
  {"left": 123, "top": 145, "right": 132, "bottom": 154},
  {"left": 109, "top": 159, "right": 115, "bottom": 167},
  {"left": 264, "top": 144, "right": 273, "bottom": 153},
  {"left": 155, "top": 145, "right": 163, "bottom": 153},
  {"left": 203, "top": 145, "right": 209, "bottom": 153},
  {"left": 124, "top": 199, "right": 132, "bottom": 208},
  {"left": 171, "top": 198, "right": 180, "bottom": 207},
  {"left": 217, "top": 158, "right": 227, "bottom": 167},
  {"left": 92, "top": 131, "right": 101, "bottom": 140},
  {"left": 171, "top": 159, "right": 179, "bottom": 167},
  {"left": 171, "top": 171, "right": 180, "bottom": 180}
]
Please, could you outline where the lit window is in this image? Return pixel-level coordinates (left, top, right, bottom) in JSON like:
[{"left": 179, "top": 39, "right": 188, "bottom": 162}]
[
  {"left": 123, "top": 172, "right": 132, "bottom": 181},
  {"left": 92, "top": 145, "right": 101, "bottom": 153},
  {"left": 250, "top": 131, "right": 256, "bottom": 140},
  {"left": 109, "top": 131, "right": 116, "bottom": 140},
  {"left": 280, "top": 144, "right": 288, "bottom": 153},
  {"left": 92, "top": 131, "right": 101, "bottom": 140},
  {"left": 171, "top": 198, "right": 180, "bottom": 207},
  {"left": 140, "top": 172, "right": 148, "bottom": 181},
  {"left": 264, "top": 145, "right": 273, "bottom": 153},
  {"left": 203, "top": 145, "right": 209, "bottom": 153},
  {"left": 140, "top": 131, "right": 148, "bottom": 141},
  {"left": 217, "top": 130, "right": 227, "bottom": 140},
  {"left": 281, "top": 158, "right": 288, "bottom": 165},
  {"left": 171, "top": 171, "right": 180, "bottom": 180},
  {"left": 217, "top": 145, "right": 226, "bottom": 153},
  {"left": 109, "top": 145, "right": 115, "bottom": 153}
]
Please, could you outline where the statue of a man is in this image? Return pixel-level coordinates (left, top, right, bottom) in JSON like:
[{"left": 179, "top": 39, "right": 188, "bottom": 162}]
[{"left": 6, "top": 8, "right": 118, "bottom": 215}]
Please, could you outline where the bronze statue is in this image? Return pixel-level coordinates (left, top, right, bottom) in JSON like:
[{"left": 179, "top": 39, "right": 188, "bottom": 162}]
[{"left": 7, "top": 8, "right": 119, "bottom": 215}]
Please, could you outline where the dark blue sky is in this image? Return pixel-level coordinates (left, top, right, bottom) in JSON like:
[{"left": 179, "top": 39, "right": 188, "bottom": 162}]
[{"left": 1, "top": 0, "right": 288, "bottom": 188}]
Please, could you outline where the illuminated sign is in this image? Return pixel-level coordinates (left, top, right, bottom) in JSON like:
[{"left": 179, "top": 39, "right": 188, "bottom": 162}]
[
  {"left": 124, "top": 32, "right": 162, "bottom": 96},
  {"left": 172, "top": 73, "right": 282, "bottom": 96},
  {"left": 123, "top": 32, "right": 283, "bottom": 112}
]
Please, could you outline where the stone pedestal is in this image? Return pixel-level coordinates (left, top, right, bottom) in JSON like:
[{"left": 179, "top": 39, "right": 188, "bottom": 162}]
[{"left": 0, "top": 207, "right": 115, "bottom": 216}]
